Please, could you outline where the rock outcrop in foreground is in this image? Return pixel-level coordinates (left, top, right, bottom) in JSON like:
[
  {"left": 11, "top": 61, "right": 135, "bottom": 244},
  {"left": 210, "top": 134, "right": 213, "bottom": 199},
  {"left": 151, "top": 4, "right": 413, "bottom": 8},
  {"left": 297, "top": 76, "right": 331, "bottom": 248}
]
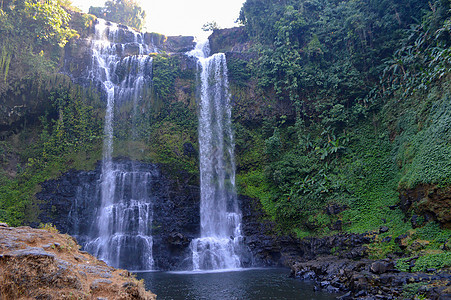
[{"left": 0, "top": 224, "right": 156, "bottom": 300}]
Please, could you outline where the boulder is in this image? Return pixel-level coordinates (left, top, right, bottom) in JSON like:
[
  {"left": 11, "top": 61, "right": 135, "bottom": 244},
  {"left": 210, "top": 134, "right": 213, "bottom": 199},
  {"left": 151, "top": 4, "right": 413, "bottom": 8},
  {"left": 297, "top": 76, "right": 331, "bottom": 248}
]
[{"left": 370, "top": 260, "right": 394, "bottom": 274}]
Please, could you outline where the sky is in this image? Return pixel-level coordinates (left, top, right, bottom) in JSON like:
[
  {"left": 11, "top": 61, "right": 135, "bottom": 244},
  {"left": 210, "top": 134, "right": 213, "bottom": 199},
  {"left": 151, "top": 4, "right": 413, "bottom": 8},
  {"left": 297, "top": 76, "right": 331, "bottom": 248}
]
[{"left": 71, "top": 0, "right": 246, "bottom": 38}]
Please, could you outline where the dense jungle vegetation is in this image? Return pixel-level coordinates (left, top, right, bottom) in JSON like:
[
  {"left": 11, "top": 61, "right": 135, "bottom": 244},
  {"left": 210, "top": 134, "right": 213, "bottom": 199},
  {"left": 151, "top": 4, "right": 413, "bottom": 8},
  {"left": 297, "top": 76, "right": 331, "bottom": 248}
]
[
  {"left": 0, "top": 0, "right": 450, "bottom": 269},
  {"left": 232, "top": 0, "right": 451, "bottom": 259}
]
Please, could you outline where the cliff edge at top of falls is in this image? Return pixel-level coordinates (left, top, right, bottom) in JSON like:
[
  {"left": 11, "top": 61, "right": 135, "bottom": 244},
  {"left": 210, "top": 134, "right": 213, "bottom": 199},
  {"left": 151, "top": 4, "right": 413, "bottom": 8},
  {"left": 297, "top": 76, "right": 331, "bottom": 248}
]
[{"left": 0, "top": 223, "right": 156, "bottom": 300}]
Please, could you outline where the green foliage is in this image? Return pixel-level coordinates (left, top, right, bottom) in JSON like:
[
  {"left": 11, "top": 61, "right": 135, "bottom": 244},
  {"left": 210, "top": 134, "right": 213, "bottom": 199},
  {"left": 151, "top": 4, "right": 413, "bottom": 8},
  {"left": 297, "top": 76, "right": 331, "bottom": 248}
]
[
  {"left": 69, "top": 12, "right": 96, "bottom": 37},
  {"left": 382, "top": 0, "right": 451, "bottom": 97},
  {"left": 393, "top": 90, "right": 451, "bottom": 188},
  {"left": 0, "top": 45, "right": 11, "bottom": 81},
  {"left": 0, "top": 0, "right": 79, "bottom": 93},
  {"left": 227, "top": 57, "right": 251, "bottom": 86},
  {"left": 1, "top": 0, "right": 77, "bottom": 47},
  {"left": 0, "top": 169, "right": 39, "bottom": 226},
  {"left": 413, "top": 252, "right": 451, "bottom": 272},
  {"left": 0, "top": 83, "right": 103, "bottom": 226},
  {"left": 254, "top": 120, "right": 353, "bottom": 231},
  {"left": 147, "top": 102, "right": 199, "bottom": 177},
  {"left": 152, "top": 54, "right": 179, "bottom": 101},
  {"left": 89, "top": 0, "right": 146, "bottom": 31},
  {"left": 367, "top": 235, "right": 402, "bottom": 259},
  {"left": 237, "top": 169, "right": 272, "bottom": 214},
  {"left": 396, "top": 257, "right": 412, "bottom": 272},
  {"left": 38, "top": 222, "right": 59, "bottom": 233},
  {"left": 402, "top": 282, "right": 428, "bottom": 299},
  {"left": 38, "top": 87, "right": 103, "bottom": 163},
  {"left": 397, "top": 252, "right": 451, "bottom": 272},
  {"left": 110, "top": 78, "right": 198, "bottom": 178},
  {"left": 416, "top": 222, "right": 451, "bottom": 243},
  {"left": 235, "top": 113, "right": 412, "bottom": 235},
  {"left": 231, "top": 1, "right": 451, "bottom": 249},
  {"left": 234, "top": 121, "right": 265, "bottom": 171},
  {"left": 339, "top": 126, "right": 401, "bottom": 233},
  {"left": 24, "top": 0, "right": 77, "bottom": 47}
]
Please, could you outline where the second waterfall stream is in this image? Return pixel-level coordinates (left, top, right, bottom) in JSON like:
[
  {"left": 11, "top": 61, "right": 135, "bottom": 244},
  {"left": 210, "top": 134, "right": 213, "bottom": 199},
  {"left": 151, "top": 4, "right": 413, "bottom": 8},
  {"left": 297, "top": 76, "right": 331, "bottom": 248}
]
[{"left": 188, "top": 42, "right": 247, "bottom": 271}]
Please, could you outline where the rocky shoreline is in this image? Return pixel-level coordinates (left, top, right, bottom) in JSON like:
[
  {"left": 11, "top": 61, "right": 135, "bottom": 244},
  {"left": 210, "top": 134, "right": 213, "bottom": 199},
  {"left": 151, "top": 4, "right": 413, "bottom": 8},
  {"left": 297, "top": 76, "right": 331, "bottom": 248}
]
[
  {"left": 241, "top": 195, "right": 451, "bottom": 299},
  {"left": 289, "top": 245, "right": 451, "bottom": 300},
  {"left": 0, "top": 223, "right": 156, "bottom": 299},
  {"left": 292, "top": 256, "right": 451, "bottom": 299}
]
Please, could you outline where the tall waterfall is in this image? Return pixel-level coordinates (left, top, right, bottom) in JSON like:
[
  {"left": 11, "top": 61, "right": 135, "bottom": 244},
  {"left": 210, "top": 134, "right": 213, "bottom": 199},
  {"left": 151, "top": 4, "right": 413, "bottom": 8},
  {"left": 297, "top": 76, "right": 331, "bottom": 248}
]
[
  {"left": 83, "top": 19, "right": 155, "bottom": 270},
  {"left": 188, "top": 42, "right": 245, "bottom": 270}
]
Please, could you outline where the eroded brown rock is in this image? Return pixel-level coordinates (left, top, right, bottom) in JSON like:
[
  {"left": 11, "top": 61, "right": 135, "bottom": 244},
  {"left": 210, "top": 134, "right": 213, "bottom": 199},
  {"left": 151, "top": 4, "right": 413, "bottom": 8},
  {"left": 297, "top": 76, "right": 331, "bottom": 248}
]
[
  {"left": 400, "top": 185, "right": 451, "bottom": 228},
  {"left": 0, "top": 226, "right": 156, "bottom": 300}
]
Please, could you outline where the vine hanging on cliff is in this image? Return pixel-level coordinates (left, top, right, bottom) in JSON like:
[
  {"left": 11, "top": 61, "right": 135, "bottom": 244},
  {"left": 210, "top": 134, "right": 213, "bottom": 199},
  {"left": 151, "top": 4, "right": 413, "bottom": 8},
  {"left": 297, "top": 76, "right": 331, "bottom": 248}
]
[{"left": 0, "top": 45, "right": 11, "bottom": 82}]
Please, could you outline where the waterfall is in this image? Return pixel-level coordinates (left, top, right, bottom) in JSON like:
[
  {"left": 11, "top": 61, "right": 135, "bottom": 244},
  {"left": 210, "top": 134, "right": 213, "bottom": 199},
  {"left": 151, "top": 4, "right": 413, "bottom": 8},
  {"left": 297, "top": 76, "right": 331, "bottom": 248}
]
[
  {"left": 188, "top": 42, "right": 245, "bottom": 270},
  {"left": 85, "top": 162, "right": 156, "bottom": 270},
  {"left": 83, "top": 19, "right": 155, "bottom": 270}
]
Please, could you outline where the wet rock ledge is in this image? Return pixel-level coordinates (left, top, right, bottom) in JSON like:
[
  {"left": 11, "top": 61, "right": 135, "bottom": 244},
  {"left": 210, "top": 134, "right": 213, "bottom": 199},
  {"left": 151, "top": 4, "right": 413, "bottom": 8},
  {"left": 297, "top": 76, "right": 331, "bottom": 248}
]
[{"left": 0, "top": 223, "right": 155, "bottom": 300}]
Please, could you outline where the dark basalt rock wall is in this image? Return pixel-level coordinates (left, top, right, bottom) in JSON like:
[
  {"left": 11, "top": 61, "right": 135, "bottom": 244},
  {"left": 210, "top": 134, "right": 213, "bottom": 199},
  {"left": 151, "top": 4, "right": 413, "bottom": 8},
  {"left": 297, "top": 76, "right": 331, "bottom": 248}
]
[
  {"left": 208, "top": 27, "right": 250, "bottom": 55},
  {"left": 240, "top": 195, "right": 303, "bottom": 266},
  {"left": 36, "top": 158, "right": 200, "bottom": 270},
  {"left": 241, "top": 195, "right": 375, "bottom": 267},
  {"left": 151, "top": 173, "right": 200, "bottom": 270},
  {"left": 36, "top": 158, "right": 375, "bottom": 270},
  {"left": 36, "top": 158, "right": 304, "bottom": 270}
]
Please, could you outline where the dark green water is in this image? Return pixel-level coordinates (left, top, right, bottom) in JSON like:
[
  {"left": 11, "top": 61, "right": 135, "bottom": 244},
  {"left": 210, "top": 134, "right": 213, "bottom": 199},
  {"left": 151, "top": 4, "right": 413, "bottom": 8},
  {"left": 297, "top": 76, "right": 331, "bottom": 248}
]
[{"left": 135, "top": 268, "right": 339, "bottom": 300}]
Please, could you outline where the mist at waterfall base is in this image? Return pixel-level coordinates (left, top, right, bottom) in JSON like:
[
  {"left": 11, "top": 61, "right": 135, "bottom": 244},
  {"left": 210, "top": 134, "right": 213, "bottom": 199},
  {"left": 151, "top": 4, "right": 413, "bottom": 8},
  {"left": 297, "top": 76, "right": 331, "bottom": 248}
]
[{"left": 136, "top": 268, "right": 339, "bottom": 300}]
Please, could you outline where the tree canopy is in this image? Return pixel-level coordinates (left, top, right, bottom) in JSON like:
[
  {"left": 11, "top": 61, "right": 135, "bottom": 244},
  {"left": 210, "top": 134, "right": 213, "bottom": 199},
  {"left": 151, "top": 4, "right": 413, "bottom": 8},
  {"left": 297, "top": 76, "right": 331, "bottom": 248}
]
[
  {"left": 89, "top": 0, "right": 146, "bottom": 31},
  {"left": 0, "top": 0, "right": 77, "bottom": 92}
]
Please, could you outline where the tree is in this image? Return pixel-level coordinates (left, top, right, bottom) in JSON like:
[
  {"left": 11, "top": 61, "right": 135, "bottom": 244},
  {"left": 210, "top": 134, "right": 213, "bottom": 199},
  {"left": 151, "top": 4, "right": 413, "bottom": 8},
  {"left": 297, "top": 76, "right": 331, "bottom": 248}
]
[
  {"left": 202, "top": 21, "right": 220, "bottom": 32},
  {"left": 89, "top": 0, "right": 146, "bottom": 31}
]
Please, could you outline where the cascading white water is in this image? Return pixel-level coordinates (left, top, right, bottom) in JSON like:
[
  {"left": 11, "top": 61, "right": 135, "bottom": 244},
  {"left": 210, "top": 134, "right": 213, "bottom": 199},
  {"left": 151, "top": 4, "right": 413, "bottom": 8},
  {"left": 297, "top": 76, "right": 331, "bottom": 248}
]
[
  {"left": 85, "top": 163, "right": 156, "bottom": 270},
  {"left": 188, "top": 42, "right": 245, "bottom": 270},
  {"left": 84, "top": 19, "right": 155, "bottom": 270}
]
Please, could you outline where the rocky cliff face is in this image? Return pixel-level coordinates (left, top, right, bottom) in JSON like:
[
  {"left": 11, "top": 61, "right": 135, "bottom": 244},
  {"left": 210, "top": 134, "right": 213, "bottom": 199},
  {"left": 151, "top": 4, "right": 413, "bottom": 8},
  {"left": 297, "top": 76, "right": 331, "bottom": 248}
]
[
  {"left": 208, "top": 27, "right": 250, "bottom": 55},
  {"left": 0, "top": 223, "right": 155, "bottom": 299},
  {"left": 207, "top": 27, "right": 296, "bottom": 123},
  {"left": 63, "top": 19, "right": 195, "bottom": 89},
  {"left": 240, "top": 195, "right": 303, "bottom": 266},
  {"left": 33, "top": 22, "right": 298, "bottom": 271}
]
